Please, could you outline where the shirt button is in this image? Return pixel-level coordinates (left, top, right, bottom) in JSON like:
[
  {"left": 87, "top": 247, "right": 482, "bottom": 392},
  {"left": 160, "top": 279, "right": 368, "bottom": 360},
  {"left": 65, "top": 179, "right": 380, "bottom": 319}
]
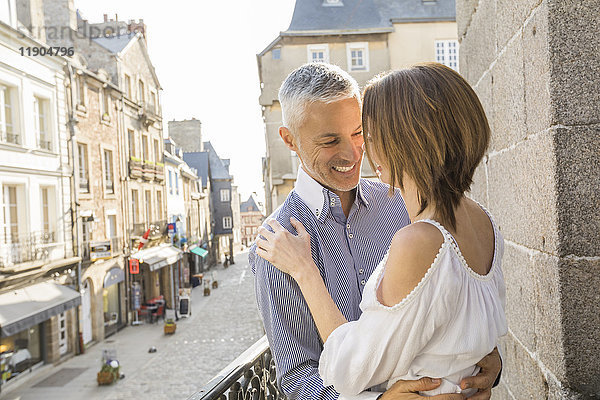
[
  {"left": 346, "top": 223, "right": 350, "bottom": 229},
  {"left": 361, "top": 280, "right": 366, "bottom": 285},
  {"left": 348, "top": 233, "right": 353, "bottom": 239},
  {"left": 330, "top": 201, "right": 335, "bottom": 207},
  {"left": 359, "top": 269, "right": 364, "bottom": 274}
]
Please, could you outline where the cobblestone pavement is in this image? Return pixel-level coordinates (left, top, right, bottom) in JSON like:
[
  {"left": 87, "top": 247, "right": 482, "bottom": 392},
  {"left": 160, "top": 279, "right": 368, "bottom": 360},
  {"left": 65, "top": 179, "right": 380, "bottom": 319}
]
[{"left": 2, "top": 251, "right": 265, "bottom": 400}]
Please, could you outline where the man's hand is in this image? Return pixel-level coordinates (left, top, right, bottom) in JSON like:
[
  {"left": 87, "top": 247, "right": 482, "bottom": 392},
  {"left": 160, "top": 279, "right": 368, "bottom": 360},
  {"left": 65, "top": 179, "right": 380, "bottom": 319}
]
[
  {"left": 460, "top": 348, "right": 502, "bottom": 400},
  {"left": 378, "top": 378, "right": 465, "bottom": 400}
]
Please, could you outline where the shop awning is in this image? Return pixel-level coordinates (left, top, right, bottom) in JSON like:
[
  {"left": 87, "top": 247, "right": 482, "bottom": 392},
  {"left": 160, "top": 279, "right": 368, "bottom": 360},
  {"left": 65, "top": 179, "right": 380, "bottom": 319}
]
[
  {"left": 190, "top": 246, "right": 208, "bottom": 258},
  {"left": 130, "top": 244, "right": 183, "bottom": 272},
  {"left": 0, "top": 282, "right": 81, "bottom": 337}
]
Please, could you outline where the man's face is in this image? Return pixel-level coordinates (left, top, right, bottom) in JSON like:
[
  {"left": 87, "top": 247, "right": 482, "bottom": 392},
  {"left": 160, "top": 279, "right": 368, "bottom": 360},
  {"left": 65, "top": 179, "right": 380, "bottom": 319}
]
[{"left": 290, "top": 97, "right": 364, "bottom": 193}]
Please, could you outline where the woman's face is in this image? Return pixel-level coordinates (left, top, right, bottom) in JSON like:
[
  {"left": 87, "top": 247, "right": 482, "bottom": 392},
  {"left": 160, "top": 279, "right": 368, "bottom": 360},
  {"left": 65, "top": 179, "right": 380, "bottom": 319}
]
[{"left": 365, "top": 132, "right": 391, "bottom": 185}]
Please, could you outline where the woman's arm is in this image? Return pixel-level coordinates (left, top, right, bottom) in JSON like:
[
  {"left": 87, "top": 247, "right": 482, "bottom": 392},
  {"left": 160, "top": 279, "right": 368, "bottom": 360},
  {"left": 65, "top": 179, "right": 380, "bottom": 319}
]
[{"left": 255, "top": 217, "right": 347, "bottom": 342}]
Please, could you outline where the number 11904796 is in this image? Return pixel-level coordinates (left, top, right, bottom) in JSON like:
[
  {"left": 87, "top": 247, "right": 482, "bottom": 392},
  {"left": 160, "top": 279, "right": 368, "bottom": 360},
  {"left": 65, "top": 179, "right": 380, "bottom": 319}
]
[{"left": 20, "top": 46, "right": 75, "bottom": 57}]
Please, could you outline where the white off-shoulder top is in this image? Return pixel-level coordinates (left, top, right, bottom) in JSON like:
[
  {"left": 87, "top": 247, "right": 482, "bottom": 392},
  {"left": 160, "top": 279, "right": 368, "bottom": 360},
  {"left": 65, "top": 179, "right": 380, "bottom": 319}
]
[{"left": 319, "top": 212, "right": 507, "bottom": 397}]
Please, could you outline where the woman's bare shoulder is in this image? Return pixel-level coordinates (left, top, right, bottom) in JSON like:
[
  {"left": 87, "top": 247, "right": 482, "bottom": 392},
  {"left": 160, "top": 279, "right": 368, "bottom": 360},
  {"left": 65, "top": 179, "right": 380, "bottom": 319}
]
[{"left": 378, "top": 222, "right": 445, "bottom": 307}]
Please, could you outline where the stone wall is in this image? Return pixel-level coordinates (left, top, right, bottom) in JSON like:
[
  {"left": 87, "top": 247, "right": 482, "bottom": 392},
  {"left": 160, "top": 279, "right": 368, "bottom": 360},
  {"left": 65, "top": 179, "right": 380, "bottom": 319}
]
[
  {"left": 168, "top": 119, "right": 203, "bottom": 152},
  {"left": 457, "top": 0, "right": 600, "bottom": 398}
]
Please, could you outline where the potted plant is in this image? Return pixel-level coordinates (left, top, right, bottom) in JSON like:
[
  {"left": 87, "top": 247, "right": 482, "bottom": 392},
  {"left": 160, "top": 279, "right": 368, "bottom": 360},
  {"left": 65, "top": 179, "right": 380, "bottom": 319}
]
[{"left": 97, "top": 360, "right": 119, "bottom": 385}]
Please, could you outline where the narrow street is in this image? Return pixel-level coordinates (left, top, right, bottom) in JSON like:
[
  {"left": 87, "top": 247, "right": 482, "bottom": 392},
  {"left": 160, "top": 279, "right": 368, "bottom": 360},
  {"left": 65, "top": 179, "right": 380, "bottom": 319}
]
[{"left": 1, "top": 251, "right": 264, "bottom": 400}]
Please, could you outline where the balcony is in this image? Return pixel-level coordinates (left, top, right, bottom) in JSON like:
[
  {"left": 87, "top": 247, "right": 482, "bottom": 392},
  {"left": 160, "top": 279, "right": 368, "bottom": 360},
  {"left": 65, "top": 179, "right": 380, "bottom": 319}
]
[
  {"left": 187, "top": 336, "right": 285, "bottom": 400},
  {"left": 128, "top": 221, "right": 167, "bottom": 239},
  {"left": 0, "top": 130, "right": 20, "bottom": 146},
  {"left": 142, "top": 160, "right": 155, "bottom": 181},
  {"left": 138, "top": 103, "right": 158, "bottom": 128},
  {"left": 129, "top": 157, "right": 143, "bottom": 179},
  {"left": 38, "top": 136, "right": 51, "bottom": 151},
  {"left": 154, "top": 162, "right": 164, "bottom": 181},
  {"left": 79, "top": 177, "right": 90, "bottom": 193},
  {"left": 0, "top": 231, "right": 62, "bottom": 270}
]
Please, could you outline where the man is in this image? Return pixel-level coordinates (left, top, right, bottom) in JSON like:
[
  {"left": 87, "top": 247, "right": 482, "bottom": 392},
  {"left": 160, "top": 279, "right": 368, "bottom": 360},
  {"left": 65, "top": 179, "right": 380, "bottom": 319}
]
[{"left": 250, "top": 63, "right": 501, "bottom": 400}]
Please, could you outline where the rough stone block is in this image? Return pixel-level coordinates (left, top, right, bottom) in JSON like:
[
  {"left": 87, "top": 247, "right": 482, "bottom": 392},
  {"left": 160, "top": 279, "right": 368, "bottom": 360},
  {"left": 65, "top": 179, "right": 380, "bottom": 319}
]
[
  {"left": 491, "top": 34, "right": 526, "bottom": 152},
  {"left": 499, "top": 334, "right": 549, "bottom": 399},
  {"left": 491, "top": 382, "right": 515, "bottom": 400},
  {"left": 523, "top": 2, "right": 552, "bottom": 136},
  {"left": 554, "top": 125, "right": 600, "bottom": 257},
  {"left": 487, "top": 129, "right": 559, "bottom": 253},
  {"left": 469, "top": 158, "right": 488, "bottom": 206},
  {"left": 473, "top": 70, "right": 494, "bottom": 141},
  {"left": 559, "top": 258, "right": 600, "bottom": 395},
  {"left": 456, "top": 0, "right": 479, "bottom": 40},
  {"left": 502, "top": 243, "right": 536, "bottom": 351},
  {"left": 548, "top": 0, "right": 600, "bottom": 126},
  {"left": 531, "top": 252, "right": 566, "bottom": 383},
  {"left": 459, "top": 0, "right": 497, "bottom": 84},
  {"left": 495, "top": 0, "right": 541, "bottom": 50}
]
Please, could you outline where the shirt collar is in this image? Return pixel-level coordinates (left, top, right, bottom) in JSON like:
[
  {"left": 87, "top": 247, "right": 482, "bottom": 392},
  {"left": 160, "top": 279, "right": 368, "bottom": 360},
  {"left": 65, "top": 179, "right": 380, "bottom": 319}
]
[{"left": 294, "top": 166, "right": 370, "bottom": 221}]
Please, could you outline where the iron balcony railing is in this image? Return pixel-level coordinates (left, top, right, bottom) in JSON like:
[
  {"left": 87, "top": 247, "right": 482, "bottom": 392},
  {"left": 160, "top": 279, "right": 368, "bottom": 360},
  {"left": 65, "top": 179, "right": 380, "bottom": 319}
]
[
  {"left": 0, "top": 231, "right": 59, "bottom": 268},
  {"left": 1, "top": 130, "right": 20, "bottom": 145},
  {"left": 187, "top": 336, "right": 285, "bottom": 400}
]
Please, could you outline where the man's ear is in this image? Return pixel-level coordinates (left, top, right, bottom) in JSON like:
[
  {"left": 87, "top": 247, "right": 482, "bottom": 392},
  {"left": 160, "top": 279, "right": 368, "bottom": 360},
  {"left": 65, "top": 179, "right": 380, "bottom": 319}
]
[{"left": 279, "top": 127, "right": 298, "bottom": 152}]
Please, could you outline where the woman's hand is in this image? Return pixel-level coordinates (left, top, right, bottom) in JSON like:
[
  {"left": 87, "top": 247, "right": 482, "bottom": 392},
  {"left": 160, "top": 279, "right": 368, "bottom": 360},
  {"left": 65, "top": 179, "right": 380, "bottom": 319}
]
[{"left": 255, "top": 217, "right": 318, "bottom": 281}]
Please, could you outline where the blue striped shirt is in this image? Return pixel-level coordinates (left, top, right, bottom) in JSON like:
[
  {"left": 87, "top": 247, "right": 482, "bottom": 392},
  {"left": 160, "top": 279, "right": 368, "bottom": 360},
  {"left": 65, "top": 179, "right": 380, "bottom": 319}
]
[{"left": 250, "top": 167, "right": 410, "bottom": 400}]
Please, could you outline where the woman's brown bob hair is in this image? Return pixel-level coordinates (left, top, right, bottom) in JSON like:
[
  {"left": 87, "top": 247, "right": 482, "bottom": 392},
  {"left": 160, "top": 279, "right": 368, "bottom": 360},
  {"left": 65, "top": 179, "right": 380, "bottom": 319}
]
[{"left": 363, "top": 63, "right": 490, "bottom": 230}]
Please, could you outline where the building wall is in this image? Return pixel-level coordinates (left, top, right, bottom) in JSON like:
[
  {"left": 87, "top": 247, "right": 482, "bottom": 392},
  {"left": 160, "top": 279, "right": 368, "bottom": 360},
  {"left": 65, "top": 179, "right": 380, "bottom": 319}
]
[
  {"left": 388, "top": 21, "right": 457, "bottom": 69},
  {"left": 457, "top": 0, "right": 600, "bottom": 398},
  {"left": 167, "top": 119, "right": 203, "bottom": 152}
]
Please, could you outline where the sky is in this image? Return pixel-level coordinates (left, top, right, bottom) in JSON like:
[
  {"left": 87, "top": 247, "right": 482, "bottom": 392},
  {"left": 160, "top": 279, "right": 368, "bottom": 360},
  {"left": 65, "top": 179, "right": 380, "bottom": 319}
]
[{"left": 76, "top": 0, "right": 298, "bottom": 203}]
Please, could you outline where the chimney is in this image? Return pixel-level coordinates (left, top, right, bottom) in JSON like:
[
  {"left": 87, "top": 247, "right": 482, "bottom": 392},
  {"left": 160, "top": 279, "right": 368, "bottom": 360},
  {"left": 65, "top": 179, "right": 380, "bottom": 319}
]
[{"left": 103, "top": 13, "right": 107, "bottom": 22}]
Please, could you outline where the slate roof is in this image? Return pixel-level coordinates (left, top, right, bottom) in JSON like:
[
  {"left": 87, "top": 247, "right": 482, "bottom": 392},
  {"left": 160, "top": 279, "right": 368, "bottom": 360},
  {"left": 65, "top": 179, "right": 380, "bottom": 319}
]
[
  {"left": 183, "top": 152, "right": 209, "bottom": 189},
  {"left": 92, "top": 32, "right": 137, "bottom": 54},
  {"left": 240, "top": 196, "right": 262, "bottom": 213},
  {"left": 283, "top": 0, "right": 455, "bottom": 35},
  {"left": 285, "top": 0, "right": 391, "bottom": 34},
  {"left": 203, "top": 142, "right": 232, "bottom": 181},
  {"left": 374, "top": 0, "right": 455, "bottom": 23}
]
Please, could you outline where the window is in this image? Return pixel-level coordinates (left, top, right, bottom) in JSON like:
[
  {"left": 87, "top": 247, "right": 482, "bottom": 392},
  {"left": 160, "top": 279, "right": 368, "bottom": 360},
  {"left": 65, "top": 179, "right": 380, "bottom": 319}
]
[
  {"left": 82, "top": 219, "right": 91, "bottom": 243},
  {"left": 3, "top": 185, "right": 18, "bottom": 242},
  {"left": 435, "top": 40, "right": 459, "bottom": 71},
  {"left": 138, "top": 79, "right": 145, "bottom": 104},
  {"left": 156, "top": 191, "right": 163, "bottom": 220},
  {"left": 78, "top": 143, "right": 89, "bottom": 192},
  {"left": 168, "top": 170, "right": 173, "bottom": 194},
  {"left": 0, "top": 85, "right": 18, "bottom": 145},
  {"left": 142, "top": 135, "right": 149, "bottom": 161},
  {"left": 323, "top": 0, "right": 343, "bottom": 5},
  {"left": 58, "top": 312, "right": 67, "bottom": 355},
  {"left": 104, "top": 149, "right": 114, "bottom": 194},
  {"left": 307, "top": 44, "right": 329, "bottom": 63},
  {"left": 223, "top": 216, "right": 232, "bottom": 229},
  {"left": 145, "top": 190, "right": 152, "bottom": 223},
  {"left": 0, "top": 0, "right": 15, "bottom": 26},
  {"left": 154, "top": 139, "right": 160, "bottom": 163},
  {"left": 220, "top": 189, "right": 230, "bottom": 202},
  {"left": 346, "top": 42, "right": 369, "bottom": 72},
  {"left": 34, "top": 96, "right": 51, "bottom": 150},
  {"left": 41, "top": 187, "right": 49, "bottom": 234},
  {"left": 107, "top": 214, "right": 117, "bottom": 238},
  {"left": 128, "top": 129, "right": 136, "bottom": 157},
  {"left": 272, "top": 48, "right": 281, "bottom": 60},
  {"left": 124, "top": 74, "right": 131, "bottom": 98},
  {"left": 150, "top": 90, "right": 157, "bottom": 113},
  {"left": 131, "top": 189, "right": 139, "bottom": 224},
  {"left": 175, "top": 172, "right": 179, "bottom": 195},
  {"left": 75, "top": 75, "right": 86, "bottom": 108},
  {"left": 101, "top": 89, "right": 110, "bottom": 121}
]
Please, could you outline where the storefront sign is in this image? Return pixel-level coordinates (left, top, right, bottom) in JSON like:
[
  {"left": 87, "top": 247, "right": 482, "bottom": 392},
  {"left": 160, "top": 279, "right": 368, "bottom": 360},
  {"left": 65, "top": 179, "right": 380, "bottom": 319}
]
[
  {"left": 129, "top": 258, "right": 140, "bottom": 274},
  {"left": 167, "top": 223, "right": 176, "bottom": 234},
  {"left": 131, "top": 282, "right": 141, "bottom": 310},
  {"left": 90, "top": 241, "right": 112, "bottom": 262}
]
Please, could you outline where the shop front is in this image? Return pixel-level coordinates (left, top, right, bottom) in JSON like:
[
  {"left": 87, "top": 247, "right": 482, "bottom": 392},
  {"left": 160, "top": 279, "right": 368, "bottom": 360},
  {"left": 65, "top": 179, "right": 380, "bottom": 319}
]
[
  {"left": 103, "top": 268, "right": 125, "bottom": 337},
  {"left": 189, "top": 245, "right": 208, "bottom": 275},
  {"left": 129, "top": 244, "right": 183, "bottom": 320},
  {"left": 0, "top": 282, "right": 80, "bottom": 388}
]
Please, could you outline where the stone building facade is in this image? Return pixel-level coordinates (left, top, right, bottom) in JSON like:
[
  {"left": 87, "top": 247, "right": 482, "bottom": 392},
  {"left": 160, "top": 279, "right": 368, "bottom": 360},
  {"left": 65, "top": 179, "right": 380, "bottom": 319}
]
[
  {"left": 457, "top": 0, "right": 600, "bottom": 398},
  {"left": 240, "top": 195, "right": 265, "bottom": 247},
  {"left": 258, "top": 0, "right": 458, "bottom": 214}
]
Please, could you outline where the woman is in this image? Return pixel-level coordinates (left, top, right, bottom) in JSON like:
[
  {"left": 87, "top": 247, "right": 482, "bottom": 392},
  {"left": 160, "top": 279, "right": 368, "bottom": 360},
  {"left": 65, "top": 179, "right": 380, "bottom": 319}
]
[{"left": 255, "top": 63, "right": 507, "bottom": 397}]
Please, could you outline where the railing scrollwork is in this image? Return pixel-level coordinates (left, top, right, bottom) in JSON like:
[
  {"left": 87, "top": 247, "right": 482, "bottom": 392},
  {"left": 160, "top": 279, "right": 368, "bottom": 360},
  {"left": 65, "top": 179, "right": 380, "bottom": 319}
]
[{"left": 188, "top": 336, "right": 285, "bottom": 400}]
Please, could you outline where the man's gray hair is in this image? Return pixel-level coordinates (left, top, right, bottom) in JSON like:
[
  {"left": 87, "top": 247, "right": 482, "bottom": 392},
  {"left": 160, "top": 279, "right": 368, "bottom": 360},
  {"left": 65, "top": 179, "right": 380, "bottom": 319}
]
[{"left": 278, "top": 63, "right": 361, "bottom": 134}]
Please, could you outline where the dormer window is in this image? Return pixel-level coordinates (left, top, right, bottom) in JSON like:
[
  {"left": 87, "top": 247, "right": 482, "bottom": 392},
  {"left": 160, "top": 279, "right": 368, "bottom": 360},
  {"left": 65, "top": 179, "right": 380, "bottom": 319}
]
[{"left": 323, "top": 0, "right": 343, "bottom": 6}]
